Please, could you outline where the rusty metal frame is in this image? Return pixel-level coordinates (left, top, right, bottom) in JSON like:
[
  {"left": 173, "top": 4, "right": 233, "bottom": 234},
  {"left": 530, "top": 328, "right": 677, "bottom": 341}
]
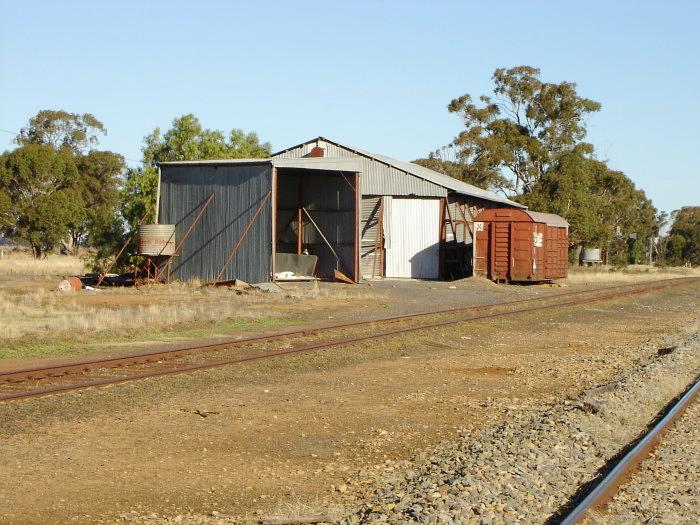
[
  {"left": 302, "top": 207, "right": 343, "bottom": 269},
  {"left": 212, "top": 190, "right": 272, "bottom": 286},
  {"left": 96, "top": 203, "right": 154, "bottom": 287},
  {"left": 153, "top": 192, "right": 215, "bottom": 283},
  {"left": 171, "top": 192, "right": 215, "bottom": 258},
  {"left": 444, "top": 197, "right": 457, "bottom": 239},
  {"left": 339, "top": 171, "right": 356, "bottom": 193}
]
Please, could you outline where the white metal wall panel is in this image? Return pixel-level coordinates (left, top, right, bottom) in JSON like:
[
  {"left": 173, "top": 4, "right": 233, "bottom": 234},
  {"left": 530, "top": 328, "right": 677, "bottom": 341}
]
[{"left": 385, "top": 198, "right": 441, "bottom": 279}]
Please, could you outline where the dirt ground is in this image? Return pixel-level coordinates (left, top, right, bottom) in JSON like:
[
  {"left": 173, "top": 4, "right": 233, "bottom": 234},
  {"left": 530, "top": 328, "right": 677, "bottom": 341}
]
[
  {"left": 0, "top": 275, "right": 581, "bottom": 368},
  {"left": 0, "top": 276, "right": 697, "bottom": 524}
]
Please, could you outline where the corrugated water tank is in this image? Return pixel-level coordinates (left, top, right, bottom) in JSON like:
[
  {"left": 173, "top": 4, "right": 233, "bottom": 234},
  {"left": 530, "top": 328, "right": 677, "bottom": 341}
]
[
  {"left": 581, "top": 248, "right": 602, "bottom": 263},
  {"left": 137, "top": 224, "right": 176, "bottom": 256}
]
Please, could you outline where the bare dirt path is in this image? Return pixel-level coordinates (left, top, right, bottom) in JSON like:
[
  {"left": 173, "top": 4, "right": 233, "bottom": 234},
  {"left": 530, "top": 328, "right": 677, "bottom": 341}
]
[{"left": 0, "top": 280, "right": 697, "bottom": 524}]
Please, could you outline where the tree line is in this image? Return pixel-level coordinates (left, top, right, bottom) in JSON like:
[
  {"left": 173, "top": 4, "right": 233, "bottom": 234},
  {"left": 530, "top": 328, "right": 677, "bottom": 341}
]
[
  {"left": 413, "top": 66, "right": 697, "bottom": 266},
  {"left": 0, "top": 111, "right": 269, "bottom": 267},
  {"left": 0, "top": 67, "right": 698, "bottom": 267}
]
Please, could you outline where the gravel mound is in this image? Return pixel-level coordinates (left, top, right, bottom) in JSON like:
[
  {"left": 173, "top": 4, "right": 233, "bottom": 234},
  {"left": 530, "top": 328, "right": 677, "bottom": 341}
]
[
  {"left": 593, "top": 401, "right": 699, "bottom": 524},
  {"left": 340, "top": 335, "right": 699, "bottom": 524}
]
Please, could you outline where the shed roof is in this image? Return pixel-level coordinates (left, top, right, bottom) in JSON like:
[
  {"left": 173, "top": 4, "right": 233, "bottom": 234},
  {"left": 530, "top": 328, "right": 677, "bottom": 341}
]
[
  {"left": 273, "top": 137, "right": 525, "bottom": 208},
  {"left": 158, "top": 157, "right": 362, "bottom": 172}
]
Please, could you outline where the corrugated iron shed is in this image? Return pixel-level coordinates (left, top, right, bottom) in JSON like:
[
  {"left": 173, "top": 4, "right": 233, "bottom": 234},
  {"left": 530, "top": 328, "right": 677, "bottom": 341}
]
[
  {"left": 157, "top": 163, "right": 273, "bottom": 283},
  {"left": 272, "top": 136, "right": 525, "bottom": 207}
]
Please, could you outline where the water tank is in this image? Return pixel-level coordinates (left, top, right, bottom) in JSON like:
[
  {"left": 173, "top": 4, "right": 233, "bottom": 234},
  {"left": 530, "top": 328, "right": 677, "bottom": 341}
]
[
  {"left": 581, "top": 247, "right": 602, "bottom": 263},
  {"left": 137, "top": 224, "right": 176, "bottom": 256}
]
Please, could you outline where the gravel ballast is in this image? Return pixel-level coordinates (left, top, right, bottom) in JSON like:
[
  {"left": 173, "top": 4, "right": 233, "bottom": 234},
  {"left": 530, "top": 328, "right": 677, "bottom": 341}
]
[
  {"left": 589, "top": 401, "right": 699, "bottom": 524},
  {"left": 339, "top": 335, "right": 699, "bottom": 524},
  {"left": 113, "top": 333, "right": 699, "bottom": 525}
]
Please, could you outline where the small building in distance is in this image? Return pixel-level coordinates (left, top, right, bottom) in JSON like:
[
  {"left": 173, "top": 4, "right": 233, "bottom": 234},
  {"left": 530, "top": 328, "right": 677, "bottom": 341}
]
[{"left": 155, "top": 136, "right": 524, "bottom": 284}]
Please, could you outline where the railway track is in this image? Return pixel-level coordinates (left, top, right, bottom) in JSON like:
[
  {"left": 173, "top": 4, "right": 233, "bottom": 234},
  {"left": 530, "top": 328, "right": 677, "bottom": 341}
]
[
  {"left": 0, "top": 277, "right": 696, "bottom": 403},
  {"left": 559, "top": 375, "right": 699, "bottom": 524}
]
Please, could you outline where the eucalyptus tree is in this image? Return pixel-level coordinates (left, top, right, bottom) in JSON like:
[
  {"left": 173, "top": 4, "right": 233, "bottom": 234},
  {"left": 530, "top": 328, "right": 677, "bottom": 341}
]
[
  {"left": 447, "top": 66, "right": 601, "bottom": 194},
  {"left": 16, "top": 109, "right": 107, "bottom": 155},
  {"left": 0, "top": 144, "right": 84, "bottom": 257},
  {"left": 12, "top": 110, "right": 125, "bottom": 254},
  {"left": 121, "top": 114, "right": 271, "bottom": 228},
  {"left": 519, "top": 151, "right": 658, "bottom": 264},
  {"left": 664, "top": 207, "right": 700, "bottom": 266}
]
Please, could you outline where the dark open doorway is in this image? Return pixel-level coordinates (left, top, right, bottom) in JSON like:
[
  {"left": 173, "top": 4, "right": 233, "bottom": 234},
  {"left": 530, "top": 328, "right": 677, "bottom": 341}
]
[{"left": 274, "top": 168, "right": 359, "bottom": 281}]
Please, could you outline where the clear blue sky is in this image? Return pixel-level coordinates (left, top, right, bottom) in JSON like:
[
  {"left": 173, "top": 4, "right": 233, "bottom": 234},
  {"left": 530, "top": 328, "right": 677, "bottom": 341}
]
[{"left": 1, "top": 0, "right": 698, "bottom": 213}]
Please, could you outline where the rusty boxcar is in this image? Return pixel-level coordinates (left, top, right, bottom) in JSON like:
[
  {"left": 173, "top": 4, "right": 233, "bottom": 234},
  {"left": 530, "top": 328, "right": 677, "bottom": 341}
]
[{"left": 473, "top": 208, "right": 569, "bottom": 282}]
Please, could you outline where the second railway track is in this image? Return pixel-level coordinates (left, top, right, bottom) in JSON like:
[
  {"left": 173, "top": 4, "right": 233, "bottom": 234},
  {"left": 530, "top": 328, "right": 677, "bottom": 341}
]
[{"left": 0, "top": 277, "right": 696, "bottom": 402}]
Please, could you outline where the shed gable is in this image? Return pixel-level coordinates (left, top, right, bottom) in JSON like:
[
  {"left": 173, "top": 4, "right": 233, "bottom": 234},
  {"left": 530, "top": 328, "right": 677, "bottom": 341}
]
[{"left": 272, "top": 139, "right": 446, "bottom": 197}]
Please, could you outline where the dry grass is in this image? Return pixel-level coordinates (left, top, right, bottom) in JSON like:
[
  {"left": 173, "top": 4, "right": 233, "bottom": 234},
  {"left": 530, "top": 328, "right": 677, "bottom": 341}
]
[
  {"left": 566, "top": 264, "right": 700, "bottom": 284},
  {"left": 0, "top": 273, "right": 382, "bottom": 358},
  {"left": 0, "top": 252, "right": 85, "bottom": 276},
  {"left": 261, "top": 494, "right": 345, "bottom": 524},
  {"left": 0, "top": 286, "right": 283, "bottom": 347}
]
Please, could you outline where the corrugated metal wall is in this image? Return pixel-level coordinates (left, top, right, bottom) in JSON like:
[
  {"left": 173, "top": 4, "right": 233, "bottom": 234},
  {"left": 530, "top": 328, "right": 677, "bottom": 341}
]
[
  {"left": 273, "top": 140, "right": 446, "bottom": 197},
  {"left": 158, "top": 164, "right": 272, "bottom": 283},
  {"left": 275, "top": 169, "right": 355, "bottom": 279},
  {"left": 360, "top": 196, "right": 382, "bottom": 279}
]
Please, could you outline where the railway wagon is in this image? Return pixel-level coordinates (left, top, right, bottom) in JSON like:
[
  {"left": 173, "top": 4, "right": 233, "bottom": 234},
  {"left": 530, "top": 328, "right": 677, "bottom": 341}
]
[{"left": 473, "top": 208, "right": 569, "bottom": 282}]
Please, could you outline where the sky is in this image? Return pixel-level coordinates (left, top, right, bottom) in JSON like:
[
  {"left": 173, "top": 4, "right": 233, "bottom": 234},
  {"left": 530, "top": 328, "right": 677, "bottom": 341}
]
[{"left": 1, "top": 0, "right": 698, "bottom": 213}]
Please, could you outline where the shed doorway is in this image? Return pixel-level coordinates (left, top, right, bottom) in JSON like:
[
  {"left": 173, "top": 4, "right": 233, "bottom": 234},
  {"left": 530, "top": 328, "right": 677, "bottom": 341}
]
[
  {"left": 384, "top": 197, "right": 441, "bottom": 278},
  {"left": 274, "top": 168, "right": 359, "bottom": 281}
]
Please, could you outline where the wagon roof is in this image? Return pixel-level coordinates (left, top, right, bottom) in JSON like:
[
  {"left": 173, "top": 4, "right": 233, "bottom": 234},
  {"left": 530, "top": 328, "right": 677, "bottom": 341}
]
[{"left": 524, "top": 211, "right": 569, "bottom": 227}]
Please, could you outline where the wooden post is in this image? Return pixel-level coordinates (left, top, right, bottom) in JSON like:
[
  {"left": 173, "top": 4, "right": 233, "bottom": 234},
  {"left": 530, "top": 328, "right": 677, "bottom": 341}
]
[
  {"left": 445, "top": 197, "right": 457, "bottom": 239},
  {"left": 354, "top": 172, "right": 360, "bottom": 282},
  {"left": 297, "top": 172, "right": 303, "bottom": 255},
  {"left": 439, "top": 198, "right": 446, "bottom": 280}
]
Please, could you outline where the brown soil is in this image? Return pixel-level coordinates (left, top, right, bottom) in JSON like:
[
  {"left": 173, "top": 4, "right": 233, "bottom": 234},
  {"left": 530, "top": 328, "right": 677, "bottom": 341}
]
[{"left": 0, "top": 280, "right": 697, "bottom": 524}]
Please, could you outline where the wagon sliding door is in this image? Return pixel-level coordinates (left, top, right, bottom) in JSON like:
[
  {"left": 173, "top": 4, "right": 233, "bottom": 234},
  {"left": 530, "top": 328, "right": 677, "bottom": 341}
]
[{"left": 384, "top": 197, "right": 441, "bottom": 279}]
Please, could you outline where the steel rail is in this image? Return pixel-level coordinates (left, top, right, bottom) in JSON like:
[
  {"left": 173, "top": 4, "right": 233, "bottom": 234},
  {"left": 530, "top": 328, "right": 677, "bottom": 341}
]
[
  {"left": 1, "top": 277, "right": 694, "bottom": 385},
  {"left": 0, "top": 277, "right": 695, "bottom": 402},
  {"left": 560, "top": 377, "right": 700, "bottom": 525}
]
